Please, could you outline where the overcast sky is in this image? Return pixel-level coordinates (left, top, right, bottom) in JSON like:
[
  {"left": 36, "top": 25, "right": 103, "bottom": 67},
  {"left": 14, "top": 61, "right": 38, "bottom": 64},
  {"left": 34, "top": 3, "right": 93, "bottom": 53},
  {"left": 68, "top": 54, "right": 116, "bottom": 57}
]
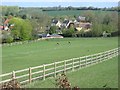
[
  {"left": 1, "top": 0, "right": 119, "bottom": 8},
  {"left": 1, "top": 0, "right": 119, "bottom": 2}
]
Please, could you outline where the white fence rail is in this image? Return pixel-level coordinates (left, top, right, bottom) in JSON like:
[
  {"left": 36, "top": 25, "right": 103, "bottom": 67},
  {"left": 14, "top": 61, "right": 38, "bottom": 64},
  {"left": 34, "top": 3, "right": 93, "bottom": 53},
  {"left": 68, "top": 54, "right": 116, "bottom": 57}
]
[{"left": 0, "top": 47, "right": 119, "bottom": 85}]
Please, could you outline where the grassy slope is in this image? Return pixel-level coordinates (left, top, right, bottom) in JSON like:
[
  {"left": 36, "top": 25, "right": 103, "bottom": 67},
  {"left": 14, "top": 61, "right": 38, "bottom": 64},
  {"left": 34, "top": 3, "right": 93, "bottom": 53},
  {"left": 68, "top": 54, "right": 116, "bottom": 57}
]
[
  {"left": 2, "top": 37, "right": 118, "bottom": 73},
  {"left": 25, "top": 56, "right": 118, "bottom": 88}
]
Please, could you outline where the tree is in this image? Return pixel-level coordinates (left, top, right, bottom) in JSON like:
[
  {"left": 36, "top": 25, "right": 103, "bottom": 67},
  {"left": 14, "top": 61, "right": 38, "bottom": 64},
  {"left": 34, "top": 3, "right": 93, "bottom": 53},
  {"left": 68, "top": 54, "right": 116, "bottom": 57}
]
[
  {"left": 9, "top": 17, "right": 33, "bottom": 41},
  {"left": 21, "top": 14, "right": 27, "bottom": 19},
  {"left": 29, "top": 12, "right": 51, "bottom": 35},
  {"left": 103, "top": 14, "right": 112, "bottom": 25},
  {"left": 91, "top": 22, "right": 103, "bottom": 37},
  {"left": 1, "top": 6, "right": 19, "bottom": 16},
  {"left": 62, "top": 27, "right": 75, "bottom": 37},
  {"left": 49, "top": 26, "right": 57, "bottom": 34},
  {"left": 81, "top": 11, "right": 95, "bottom": 23},
  {"left": 20, "top": 20, "right": 33, "bottom": 40}
]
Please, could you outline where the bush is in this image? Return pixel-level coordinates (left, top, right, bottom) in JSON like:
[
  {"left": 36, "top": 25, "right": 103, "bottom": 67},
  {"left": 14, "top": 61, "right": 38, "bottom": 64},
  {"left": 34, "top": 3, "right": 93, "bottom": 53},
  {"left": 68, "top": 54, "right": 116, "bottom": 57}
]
[
  {"left": 49, "top": 26, "right": 57, "bottom": 34},
  {"left": 62, "top": 27, "right": 75, "bottom": 37},
  {"left": 1, "top": 79, "right": 21, "bottom": 89},
  {"left": 84, "top": 31, "right": 92, "bottom": 37},
  {"left": 6, "top": 36, "right": 13, "bottom": 43}
]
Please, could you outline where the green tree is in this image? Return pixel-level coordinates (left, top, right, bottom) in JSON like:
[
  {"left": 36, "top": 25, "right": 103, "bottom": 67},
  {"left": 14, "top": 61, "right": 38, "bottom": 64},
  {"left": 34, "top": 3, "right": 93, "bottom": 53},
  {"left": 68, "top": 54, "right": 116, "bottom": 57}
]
[
  {"left": 81, "top": 10, "right": 95, "bottom": 22},
  {"left": 49, "top": 26, "right": 57, "bottom": 34},
  {"left": 62, "top": 27, "right": 75, "bottom": 37},
  {"left": 9, "top": 17, "right": 33, "bottom": 41},
  {"left": 1, "top": 6, "right": 19, "bottom": 16},
  {"left": 91, "top": 22, "right": 103, "bottom": 37},
  {"left": 103, "top": 14, "right": 112, "bottom": 25}
]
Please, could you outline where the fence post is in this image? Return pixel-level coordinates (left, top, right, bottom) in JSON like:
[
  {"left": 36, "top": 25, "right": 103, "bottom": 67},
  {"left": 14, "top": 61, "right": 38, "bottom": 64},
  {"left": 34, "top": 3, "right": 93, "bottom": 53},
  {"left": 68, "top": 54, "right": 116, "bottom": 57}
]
[
  {"left": 104, "top": 52, "right": 106, "bottom": 60},
  {"left": 101, "top": 53, "right": 104, "bottom": 62},
  {"left": 111, "top": 50, "right": 113, "bottom": 58},
  {"left": 106, "top": 51, "right": 108, "bottom": 60},
  {"left": 117, "top": 48, "right": 119, "bottom": 56},
  {"left": 114, "top": 49, "right": 117, "bottom": 57},
  {"left": 85, "top": 56, "right": 87, "bottom": 66},
  {"left": 43, "top": 64, "right": 45, "bottom": 80},
  {"left": 90, "top": 55, "right": 92, "bottom": 65},
  {"left": 54, "top": 62, "right": 56, "bottom": 78},
  {"left": 12, "top": 71, "right": 16, "bottom": 80},
  {"left": 93, "top": 54, "right": 96, "bottom": 64},
  {"left": 29, "top": 67, "right": 32, "bottom": 83},
  {"left": 79, "top": 57, "right": 81, "bottom": 69},
  {"left": 99, "top": 53, "right": 101, "bottom": 62},
  {"left": 106, "top": 51, "right": 109, "bottom": 60},
  {"left": 64, "top": 60, "right": 66, "bottom": 73},
  {"left": 112, "top": 50, "right": 114, "bottom": 58},
  {"left": 97, "top": 54, "right": 99, "bottom": 63},
  {"left": 72, "top": 58, "right": 74, "bottom": 71},
  {"left": 108, "top": 51, "right": 111, "bottom": 59}
]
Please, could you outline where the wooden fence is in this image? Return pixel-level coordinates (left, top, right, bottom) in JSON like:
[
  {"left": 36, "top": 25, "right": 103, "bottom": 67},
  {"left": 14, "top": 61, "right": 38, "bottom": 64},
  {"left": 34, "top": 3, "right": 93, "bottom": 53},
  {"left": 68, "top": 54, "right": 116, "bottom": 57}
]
[{"left": 0, "top": 47, "right": 119, "bottom": 85}]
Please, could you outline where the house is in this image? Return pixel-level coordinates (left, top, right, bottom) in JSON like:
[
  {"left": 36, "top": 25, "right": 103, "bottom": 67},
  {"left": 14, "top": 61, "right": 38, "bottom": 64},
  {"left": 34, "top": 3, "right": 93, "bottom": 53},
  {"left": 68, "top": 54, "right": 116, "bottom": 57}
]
[
  {"left": 84, "top": 29, "right": 91, "bottom": 32},
  {"left": 62, "top": 20, "right": 72, "bottom": 28},
  {"left": 4, "top": 19, "right": 10, "bottom": 25},
  {"left": 4, "top": 26, "right": 9, "bottom": 30},
  {"left": 0, "top": 17, "right": 14, "bottom": 31},
  {"left": 51, "top": 19, "right": 61, "bottom": 27},
  {"left": 67, "top": 22, "right": 74, "bottom": 28},
  {"left": 79, "top": 22, "right": 92, "bottom": 29},
  {"left": 0, "top": 26, "right": 4, "bottom": 30},
  {"left": 75, "top": 22, "right": 92, "bottom": 31},
  {"left": 75, "top": 27, "right": 82, "bottom": 31},
  {"left": 76, "top": 16, "right": 86, "bottom": 22},
  {"left": 74, "top": 22, "right": 80, "bottom": 27},
  {"left": 50, "top": 16, "right": 92, "bottom": 33},
  {"left": 0, "top": 26, "right": 10, "bottom": 31}
]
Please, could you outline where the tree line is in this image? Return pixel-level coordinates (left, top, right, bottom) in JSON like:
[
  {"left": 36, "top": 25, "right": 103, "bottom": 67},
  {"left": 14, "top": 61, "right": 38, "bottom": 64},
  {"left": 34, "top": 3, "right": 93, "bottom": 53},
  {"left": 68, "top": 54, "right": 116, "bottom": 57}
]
[{"left": 41, "top": 6, "right": 120, "bottom": 12}]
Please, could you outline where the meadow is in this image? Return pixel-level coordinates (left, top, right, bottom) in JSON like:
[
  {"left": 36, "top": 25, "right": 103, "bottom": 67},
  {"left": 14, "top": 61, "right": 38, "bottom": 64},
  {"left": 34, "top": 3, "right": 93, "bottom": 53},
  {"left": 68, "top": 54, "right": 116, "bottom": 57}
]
[
  {"left": 43, "top": 10, "right": 114, "bottom": 17},
  {"left": 25, "top": 56, "right": 118, "bottom": 88},
  {"left": 2, "top": 37, "right": 118, "bottom": 73}
]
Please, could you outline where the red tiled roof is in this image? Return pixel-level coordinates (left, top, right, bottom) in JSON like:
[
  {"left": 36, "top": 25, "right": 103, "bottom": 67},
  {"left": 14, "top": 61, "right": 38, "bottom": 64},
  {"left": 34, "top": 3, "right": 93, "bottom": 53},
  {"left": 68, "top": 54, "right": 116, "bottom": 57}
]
[
  {"left": 4, "top": 19, "right": 10, "bottom": 24},
  {"left": 0, "top": 26, "right": 4, "bottom": 29}
]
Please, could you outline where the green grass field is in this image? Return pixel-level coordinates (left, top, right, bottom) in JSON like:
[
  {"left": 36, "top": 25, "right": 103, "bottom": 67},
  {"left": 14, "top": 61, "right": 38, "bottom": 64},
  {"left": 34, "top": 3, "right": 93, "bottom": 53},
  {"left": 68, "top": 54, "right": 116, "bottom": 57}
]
[
  {"left": 25, "top": 56, "right": 118, "bottom": 88},
  {"left": 2, "top": 37, "right": 118, "bottom": 73},
  {"left": 43, "top": 10, "right": 114, "bottom": 17}
]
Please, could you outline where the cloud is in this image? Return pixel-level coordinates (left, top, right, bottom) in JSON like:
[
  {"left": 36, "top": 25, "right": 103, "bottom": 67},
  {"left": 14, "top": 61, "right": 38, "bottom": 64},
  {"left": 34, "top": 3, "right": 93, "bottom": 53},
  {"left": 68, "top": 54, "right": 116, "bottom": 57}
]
[{"left": 1, "top": 0, "right": 119, "bottom": 2}]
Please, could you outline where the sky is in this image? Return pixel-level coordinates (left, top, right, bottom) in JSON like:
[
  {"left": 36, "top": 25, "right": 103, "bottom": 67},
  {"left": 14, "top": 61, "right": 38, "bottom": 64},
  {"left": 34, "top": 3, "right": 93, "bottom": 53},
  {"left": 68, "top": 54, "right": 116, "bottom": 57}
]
[{"left": 1, "top": 0, "right": 119, "bottom": 8}]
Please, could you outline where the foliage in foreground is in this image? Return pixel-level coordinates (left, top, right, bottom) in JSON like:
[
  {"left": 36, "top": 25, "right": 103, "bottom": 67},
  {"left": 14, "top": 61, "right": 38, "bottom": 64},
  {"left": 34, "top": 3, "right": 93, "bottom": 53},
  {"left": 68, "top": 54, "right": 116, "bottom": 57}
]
[
  {"left": 55, "top": 72, "right": 80, "bottom": 90},
  {"left": 0, "top": 79, "right": 21, "bottom": 90}
]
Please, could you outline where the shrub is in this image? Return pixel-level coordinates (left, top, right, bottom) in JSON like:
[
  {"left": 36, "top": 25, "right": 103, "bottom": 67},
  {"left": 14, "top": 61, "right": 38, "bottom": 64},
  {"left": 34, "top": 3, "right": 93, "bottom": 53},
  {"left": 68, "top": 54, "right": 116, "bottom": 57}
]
[
  {"left": 6, "top": 36, "right": 13, "bottom": 43},
  {"left": 62, "top": 27, "right": 75, "bottom": 37}
]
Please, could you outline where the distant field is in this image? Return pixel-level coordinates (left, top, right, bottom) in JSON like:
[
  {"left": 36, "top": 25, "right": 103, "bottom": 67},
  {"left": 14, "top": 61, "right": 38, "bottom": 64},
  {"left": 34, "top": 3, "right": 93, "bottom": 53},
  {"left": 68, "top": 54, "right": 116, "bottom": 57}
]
[
  {"left": 25, "top": 56, "right": 118, "bottom": 88},
  {"left": 2, "top": 37, "right": 118, "bottom": 73},
  {"left": 43, "top": 10, "right": 114, "bottom": 16}
]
